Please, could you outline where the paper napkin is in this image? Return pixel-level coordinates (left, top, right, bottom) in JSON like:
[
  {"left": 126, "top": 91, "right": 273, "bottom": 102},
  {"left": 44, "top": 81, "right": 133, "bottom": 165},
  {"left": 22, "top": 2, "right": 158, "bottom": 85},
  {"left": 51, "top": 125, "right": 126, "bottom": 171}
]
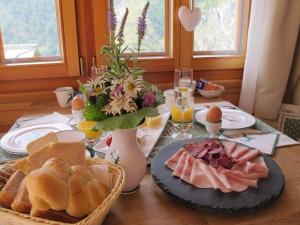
[
  {"left": 16, "top": 112, "right": 75, "bottom": 127},
  {"left": 220, "top": 129, "right": 279, "bottom": 155}
]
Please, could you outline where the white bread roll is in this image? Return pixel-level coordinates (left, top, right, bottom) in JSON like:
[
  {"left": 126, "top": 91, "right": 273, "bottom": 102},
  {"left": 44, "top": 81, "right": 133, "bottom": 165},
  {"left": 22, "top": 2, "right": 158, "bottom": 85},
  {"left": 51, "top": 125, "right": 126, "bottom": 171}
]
[
  {"left": 42, "top": 158, "right": 70, "bottom": 180},
  {"left": 88, "top": 165, "right": 112, "bottom": 190},
  {"left": 84, "top": 179, "right": 107, "bottom": 213},
  {"left": 66, "top": 175, "right": 90, "bottom": 218},
  {"left": 26, "top": 168, "right": 68, "bottom": 212}
]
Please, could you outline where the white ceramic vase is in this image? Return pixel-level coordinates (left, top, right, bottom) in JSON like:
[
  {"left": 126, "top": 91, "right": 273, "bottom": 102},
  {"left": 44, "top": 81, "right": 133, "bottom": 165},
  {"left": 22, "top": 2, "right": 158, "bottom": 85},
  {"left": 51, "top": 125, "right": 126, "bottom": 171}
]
[{"left": 105, "top": 128, "right": 146, "bottom": 193}]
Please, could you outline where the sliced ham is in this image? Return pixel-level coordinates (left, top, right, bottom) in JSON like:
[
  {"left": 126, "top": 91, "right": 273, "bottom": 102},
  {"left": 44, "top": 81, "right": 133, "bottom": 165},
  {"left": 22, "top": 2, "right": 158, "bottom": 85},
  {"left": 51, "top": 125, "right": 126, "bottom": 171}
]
[
  {"left": 190, "top": 160, "right": 211, "bottom": 188},
  {"left": 165, "top": 148, "right": 185, "bottom": 170},
  {"left": 198, "top": 162, "right": 230, "bottom": 193},
  {"left": 172, "top": 151, "right": 188, "bottom": 177},
  {"left": 231, "top": 145, "right": 250, "bottom": 159},
  {"left": 180, "top": 154, "right": 193, "bottom": 183},
  {"left": 222, "top": 141, "right": 237, "bottom": 155},
  {"left": 164, "top": 139, "right": 269, "bottom": 193},
  {"left": 237, "top": 149, "right": 261, "bottom": 164}
]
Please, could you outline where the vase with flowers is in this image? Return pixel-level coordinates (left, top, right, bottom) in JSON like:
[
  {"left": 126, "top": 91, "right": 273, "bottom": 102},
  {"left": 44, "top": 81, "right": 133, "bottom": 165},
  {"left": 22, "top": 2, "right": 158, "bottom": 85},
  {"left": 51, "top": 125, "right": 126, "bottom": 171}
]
[{"left": 79, "top": 1, "right": 163, "bottom": 192}]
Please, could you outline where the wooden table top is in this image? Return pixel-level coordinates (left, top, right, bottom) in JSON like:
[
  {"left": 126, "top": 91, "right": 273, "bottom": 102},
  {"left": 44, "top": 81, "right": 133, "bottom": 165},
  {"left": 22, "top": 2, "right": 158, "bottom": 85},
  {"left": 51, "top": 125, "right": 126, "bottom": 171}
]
[{"left": 10, "top": 100, "right": 300, "bottom": 225}]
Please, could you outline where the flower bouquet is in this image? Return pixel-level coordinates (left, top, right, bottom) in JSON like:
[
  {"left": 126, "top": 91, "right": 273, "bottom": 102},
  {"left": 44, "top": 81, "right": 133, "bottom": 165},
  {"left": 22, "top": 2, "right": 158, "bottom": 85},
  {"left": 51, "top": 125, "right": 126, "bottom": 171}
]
[{"left": 79, "top": 1, "right": 164, "bottom": 132}]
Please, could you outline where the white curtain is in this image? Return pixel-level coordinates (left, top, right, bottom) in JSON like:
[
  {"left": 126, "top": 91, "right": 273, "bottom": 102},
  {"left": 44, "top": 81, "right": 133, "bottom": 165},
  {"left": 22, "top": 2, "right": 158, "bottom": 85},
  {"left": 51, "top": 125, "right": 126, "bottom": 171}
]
[{"left": 239, "top": 0, "right": 300, "bottom": 119}]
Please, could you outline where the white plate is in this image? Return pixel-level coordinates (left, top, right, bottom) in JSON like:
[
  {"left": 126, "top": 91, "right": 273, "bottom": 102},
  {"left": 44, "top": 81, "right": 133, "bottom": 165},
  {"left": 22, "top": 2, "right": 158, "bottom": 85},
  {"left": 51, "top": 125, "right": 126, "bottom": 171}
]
[
  {"left": 94, "top": 112, "right": 171, "bottom": 157},
  {"left": 195, "top": 108, "right": 256, "bottom": 130},
  {"left": 0, "top": 123, "right": 73, "bottom": 155}
]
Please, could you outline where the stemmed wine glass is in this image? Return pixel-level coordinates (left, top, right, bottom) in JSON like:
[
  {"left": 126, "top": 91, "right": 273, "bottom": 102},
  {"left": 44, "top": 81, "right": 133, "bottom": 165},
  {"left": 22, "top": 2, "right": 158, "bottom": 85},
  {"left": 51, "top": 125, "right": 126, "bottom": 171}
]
[
  {"left": 171, "top": 95, "right": 194, "bottom": 139},
  {"left": 171, "top": 69, "right": 194, "bottom": 139}
]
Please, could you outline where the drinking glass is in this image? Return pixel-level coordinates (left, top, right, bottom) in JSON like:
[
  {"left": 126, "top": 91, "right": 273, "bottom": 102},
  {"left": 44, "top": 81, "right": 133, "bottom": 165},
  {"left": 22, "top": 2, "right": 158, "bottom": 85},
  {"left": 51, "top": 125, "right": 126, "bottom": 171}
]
[
  {"left": 171, "top": 96, "right": 194, "bottom": 139},
  {"left": 174, "top": 68, "right": 193, "bottom": 100}
]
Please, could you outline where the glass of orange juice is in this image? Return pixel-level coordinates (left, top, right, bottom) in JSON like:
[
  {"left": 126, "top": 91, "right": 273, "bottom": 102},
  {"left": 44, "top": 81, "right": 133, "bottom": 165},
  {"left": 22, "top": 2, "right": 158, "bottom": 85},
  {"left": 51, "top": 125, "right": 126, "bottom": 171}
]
[
  {"left": 171, "top": 96, "right": 194, "bottom": 139},
  {"left": 78, "top": 121, "right": 103, "bottom": 144}
]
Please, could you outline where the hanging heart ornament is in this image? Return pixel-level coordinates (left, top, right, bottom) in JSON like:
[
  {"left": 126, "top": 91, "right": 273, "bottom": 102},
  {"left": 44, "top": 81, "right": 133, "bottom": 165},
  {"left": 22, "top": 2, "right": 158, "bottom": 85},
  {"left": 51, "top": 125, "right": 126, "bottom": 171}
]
[{"left": 178, "top": 5, "right": 201, "bottom": 32}]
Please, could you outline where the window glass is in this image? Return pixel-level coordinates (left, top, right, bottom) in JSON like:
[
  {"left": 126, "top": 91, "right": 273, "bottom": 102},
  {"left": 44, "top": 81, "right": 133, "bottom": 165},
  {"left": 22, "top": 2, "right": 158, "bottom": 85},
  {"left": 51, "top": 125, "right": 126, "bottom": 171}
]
[
  {"left": 194, "top": 0, "right": 243, "bottom": 53},
  {"left": 0, "top": 0, "right": 62, "bottom": 60},
  {"left": 114, "top": 0, "right": 165, "bottom": 53}
]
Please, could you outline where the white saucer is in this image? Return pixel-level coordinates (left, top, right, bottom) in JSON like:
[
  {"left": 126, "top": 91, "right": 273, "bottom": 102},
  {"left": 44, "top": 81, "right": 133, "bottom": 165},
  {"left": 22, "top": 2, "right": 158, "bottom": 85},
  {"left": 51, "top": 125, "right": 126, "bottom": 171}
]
[
  {"left": 0, "top": 123, "right": 73, "bottom": 155},
  {"left": 195, "top": 108, "right": 256, "bottom": 130}
]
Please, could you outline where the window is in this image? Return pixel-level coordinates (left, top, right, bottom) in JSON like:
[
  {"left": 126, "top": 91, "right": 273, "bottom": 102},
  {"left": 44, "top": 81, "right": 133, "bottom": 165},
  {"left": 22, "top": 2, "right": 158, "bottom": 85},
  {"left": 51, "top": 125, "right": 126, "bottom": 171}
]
[
  {"left": 0, "top": 0, "right": 63, "bottom": 62},
  {"left": 0, "top": 0, "right": 80, "bottom": 80},
  {"left": 193, "top": 0, "right": 247, "bottom": 56},
  {"left": 114, "top": 0, "right": 168, "bottom": 55}
]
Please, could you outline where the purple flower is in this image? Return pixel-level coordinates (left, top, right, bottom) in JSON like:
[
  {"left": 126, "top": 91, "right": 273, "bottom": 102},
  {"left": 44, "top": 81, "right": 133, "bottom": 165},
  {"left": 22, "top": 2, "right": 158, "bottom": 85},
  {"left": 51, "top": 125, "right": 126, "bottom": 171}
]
[
  {"left": 118, "top": 8, "right": 129, "bottom": 43},
  {"left": 143, "top": 92, "right": 156, "bottom": 107},
  {"left": 137, "top": 1, "right": 150, "bottom": 52},
  {"left": 108, "top": 0, "right": 117, "bottom": 36},
  {"left": 113, "top": 84, "right": 123, "bottom": 97}
]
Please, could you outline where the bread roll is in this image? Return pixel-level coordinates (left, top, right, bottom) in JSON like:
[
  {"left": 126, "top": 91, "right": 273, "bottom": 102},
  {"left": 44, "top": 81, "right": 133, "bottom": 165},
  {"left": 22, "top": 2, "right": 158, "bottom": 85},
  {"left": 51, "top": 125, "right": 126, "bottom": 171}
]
[
  {"left": 11, "top": 178, "right": 32, "bottom": 214},
  {"left": 66, "top": 175, "right": 90, "bottom": 218},
  {"left": 26, "top": 168, "right": 68, "bottom": 212},
  {"left": 27, "top": 132, "right": 57, "bottom": 154},
  {"left": 84, "top": 179, "right": 107, "bottom": 213},
  {"left": 89, "top": 165, "right": 112, "bottom": 190},
  {"left": 0, "top": 170, "right": 25, "bottom": 208},
  {"left": 42, "top": 158, "right": 70, "bottom": 180},
  {"left": 28, "top": 142, "right": 85, "bottom": 169}
]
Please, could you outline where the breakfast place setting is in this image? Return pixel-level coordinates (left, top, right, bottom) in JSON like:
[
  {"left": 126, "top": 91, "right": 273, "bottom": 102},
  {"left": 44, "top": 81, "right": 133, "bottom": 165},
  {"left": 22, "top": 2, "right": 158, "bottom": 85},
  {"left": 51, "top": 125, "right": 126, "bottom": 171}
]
[{"left": 1, "top": 1, "right": 300, "bottom": 225}]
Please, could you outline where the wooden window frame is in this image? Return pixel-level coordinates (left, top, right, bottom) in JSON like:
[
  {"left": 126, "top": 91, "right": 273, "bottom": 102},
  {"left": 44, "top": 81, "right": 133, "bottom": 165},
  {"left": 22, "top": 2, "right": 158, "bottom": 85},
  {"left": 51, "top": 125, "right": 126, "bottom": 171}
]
[
  {"left": 0, "top": 0, "right": 80, "bottom": 81},
  {"left": 92, "top": 0, "right": 181, "bottom": 73},
  {"left": 180, "top": 0, "right": 251, "bottom": 70}
]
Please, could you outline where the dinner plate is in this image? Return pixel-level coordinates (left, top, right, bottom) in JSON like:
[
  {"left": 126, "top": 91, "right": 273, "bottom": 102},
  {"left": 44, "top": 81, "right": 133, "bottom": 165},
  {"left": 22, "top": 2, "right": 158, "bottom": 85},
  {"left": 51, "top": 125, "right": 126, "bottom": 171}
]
[
  {"left": 94, "top": 112, "right": 171, "bottom": 158},
  {"left": 151, "top": 138, "right": 285, "bottom": 214},
  {"left": 195, "top": 108, "right": 256, "bottom": 129},
  {"left": 0, "top": 123, "right": 73, "bottom": 155}
]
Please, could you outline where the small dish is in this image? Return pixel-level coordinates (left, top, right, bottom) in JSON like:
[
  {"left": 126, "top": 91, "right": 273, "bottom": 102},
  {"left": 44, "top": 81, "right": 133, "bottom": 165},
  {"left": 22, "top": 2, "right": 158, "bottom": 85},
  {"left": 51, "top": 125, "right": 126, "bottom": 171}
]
[{"left": 197, "top": 85, "right": 225, "bottom": 98}]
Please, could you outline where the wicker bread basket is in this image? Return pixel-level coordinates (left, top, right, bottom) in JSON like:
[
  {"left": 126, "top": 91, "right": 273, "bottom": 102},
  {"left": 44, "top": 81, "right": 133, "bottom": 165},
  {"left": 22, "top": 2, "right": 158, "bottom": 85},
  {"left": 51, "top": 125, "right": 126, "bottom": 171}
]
[{"left": 0, "top": 157, "right": 125, "bottom": 225}]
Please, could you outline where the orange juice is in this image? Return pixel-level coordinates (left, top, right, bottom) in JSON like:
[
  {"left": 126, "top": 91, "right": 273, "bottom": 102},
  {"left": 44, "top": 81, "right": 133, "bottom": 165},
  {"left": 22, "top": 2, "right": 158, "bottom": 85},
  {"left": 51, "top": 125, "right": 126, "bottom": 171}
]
[
  {"left": 171, "top": 105, "right": 193, "bottom": 123},
  {"left": 78, "top": 121, "right": 103, "bottom": 140}
]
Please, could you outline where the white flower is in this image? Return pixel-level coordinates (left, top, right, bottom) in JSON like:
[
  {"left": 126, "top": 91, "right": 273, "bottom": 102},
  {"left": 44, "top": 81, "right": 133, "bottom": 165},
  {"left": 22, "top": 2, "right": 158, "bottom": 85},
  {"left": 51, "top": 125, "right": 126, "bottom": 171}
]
[
  {"left": 103, "top": 95, "right": 137, "bottom": 116},
  {"left": 89, "top": 77, "right": 106, "bottom": 96},
  {"left": 124, "top": 75, "right": 143, "bottom": 98}
]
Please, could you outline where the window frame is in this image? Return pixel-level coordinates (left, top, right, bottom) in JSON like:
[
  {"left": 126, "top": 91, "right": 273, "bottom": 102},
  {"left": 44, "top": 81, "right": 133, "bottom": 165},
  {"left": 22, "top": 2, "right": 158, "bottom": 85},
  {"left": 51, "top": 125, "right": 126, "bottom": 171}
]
[
  {"left": 193, "top": 0, "right": 245, "bottom": 56},
  {"left": 92, "top": 0, "right": 181, "bottom": 73},
  {"left": 0, "top": 0, "right": 80, "bottom": 81},
  {"left": 180, "top": 0, "right": 251, "bottom": 70}
]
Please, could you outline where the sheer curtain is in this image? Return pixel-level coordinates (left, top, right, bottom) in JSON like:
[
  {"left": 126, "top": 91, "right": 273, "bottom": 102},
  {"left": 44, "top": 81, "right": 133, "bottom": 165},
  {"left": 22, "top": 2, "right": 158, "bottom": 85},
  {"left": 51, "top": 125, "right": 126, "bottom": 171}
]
[{"left": 239, "top": 0, "right": 300, "bottom": 120}]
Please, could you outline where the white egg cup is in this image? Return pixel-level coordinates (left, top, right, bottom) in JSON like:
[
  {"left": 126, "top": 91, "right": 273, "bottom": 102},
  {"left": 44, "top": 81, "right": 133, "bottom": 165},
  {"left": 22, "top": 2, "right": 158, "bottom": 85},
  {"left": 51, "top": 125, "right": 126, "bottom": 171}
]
[
  {"left": 72, "top": 109, "right": 84, "bottom": 123},
  {"left": 205, "top": 120, "right": 222, "bottom": 138}
]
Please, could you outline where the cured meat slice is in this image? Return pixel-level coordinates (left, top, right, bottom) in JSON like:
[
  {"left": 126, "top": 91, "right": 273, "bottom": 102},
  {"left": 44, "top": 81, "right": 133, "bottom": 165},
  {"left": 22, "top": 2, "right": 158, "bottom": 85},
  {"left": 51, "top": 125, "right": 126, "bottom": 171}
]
[
  {"left": 165, "top": 139, "right": 269, "bottom": 193},
  {"left": 198, "top": 162, "right": 230, "bottom": 193},
  {"left": 237, "top": 149, "right": 260, "bottom": 163},
  {"left": 231, "top": 145, "right": 249, "bottom": 159},
  {"left": 180, "top": 154, "right": 193, "bottom": 183},
  {"left": 165, "top": 148, "right": 185, "bottom": 170},
  {"left": 222, "top": 141, "right": 237, "bottom": 156},
  {"left": 173, "top": 151, "right": 188, "bottom": 177},
  {"left": 190, "top": 159, "right": 211, "bottom": 188}
]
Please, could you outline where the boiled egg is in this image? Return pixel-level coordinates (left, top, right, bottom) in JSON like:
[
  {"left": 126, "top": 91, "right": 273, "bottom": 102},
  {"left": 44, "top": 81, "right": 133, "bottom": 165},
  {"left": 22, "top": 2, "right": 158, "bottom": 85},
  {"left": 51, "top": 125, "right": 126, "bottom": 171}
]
[
  {"left": 206, "top": 106, "right": 222, "bottom": 123},
  {"left": 71, "top": 96, "right": 85, "bottom": 110}
]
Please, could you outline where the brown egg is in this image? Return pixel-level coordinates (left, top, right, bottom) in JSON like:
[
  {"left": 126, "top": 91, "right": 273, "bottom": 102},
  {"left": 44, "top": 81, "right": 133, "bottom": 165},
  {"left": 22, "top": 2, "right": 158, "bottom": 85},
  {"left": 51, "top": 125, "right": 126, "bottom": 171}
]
[
  {"left": 206, "top": 106, "right": 222, "bottom": 123},
  {"left": 71, "top": 96, "right": 85, "bottom": 110}
]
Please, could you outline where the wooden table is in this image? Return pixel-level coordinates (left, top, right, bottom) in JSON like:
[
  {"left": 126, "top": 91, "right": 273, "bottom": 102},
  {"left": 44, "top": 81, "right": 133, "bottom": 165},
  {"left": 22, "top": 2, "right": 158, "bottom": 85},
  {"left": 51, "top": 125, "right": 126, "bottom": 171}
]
[{"left": 8, "top": 101, "right": 300, "bottom": 225}]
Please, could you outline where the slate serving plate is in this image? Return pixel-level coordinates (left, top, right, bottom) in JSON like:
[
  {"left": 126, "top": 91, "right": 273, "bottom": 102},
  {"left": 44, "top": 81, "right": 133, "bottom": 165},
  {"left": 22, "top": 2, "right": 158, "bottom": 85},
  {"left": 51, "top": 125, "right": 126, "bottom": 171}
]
[{"left": 151, "top": 138, "right": 285, "bottom": 214}]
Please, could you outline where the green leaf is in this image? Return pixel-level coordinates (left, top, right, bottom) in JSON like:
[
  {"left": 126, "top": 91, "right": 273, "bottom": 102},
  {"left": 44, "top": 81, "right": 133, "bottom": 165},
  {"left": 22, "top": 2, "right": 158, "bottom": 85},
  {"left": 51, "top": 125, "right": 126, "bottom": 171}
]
[
  {"left": 94, "top": 107, "right": 159, "bottom": 131},
  {"left": 83, "top": 102, "right": 108, "bottom": 121}
]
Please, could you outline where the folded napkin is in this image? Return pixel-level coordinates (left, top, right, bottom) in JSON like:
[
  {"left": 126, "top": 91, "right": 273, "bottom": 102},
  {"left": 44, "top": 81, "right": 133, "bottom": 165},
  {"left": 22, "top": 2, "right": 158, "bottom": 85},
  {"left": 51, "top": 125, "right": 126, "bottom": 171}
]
[
  {"left": 220, "top": 128, "right": 279, "bottom": 155},
  {"left": 16, "top": 112, "right": 76, "bottom": 127}
]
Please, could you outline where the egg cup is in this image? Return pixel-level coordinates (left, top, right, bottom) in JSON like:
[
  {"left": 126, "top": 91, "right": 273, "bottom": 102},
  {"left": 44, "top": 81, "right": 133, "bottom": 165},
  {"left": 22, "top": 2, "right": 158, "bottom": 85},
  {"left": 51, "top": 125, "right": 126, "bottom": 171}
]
[
  {"left": 205, "top": 120, "right": 222, "bottom": 138},
  {"left": 72, "top": 109, "right": 84, "bottom": 124}
]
